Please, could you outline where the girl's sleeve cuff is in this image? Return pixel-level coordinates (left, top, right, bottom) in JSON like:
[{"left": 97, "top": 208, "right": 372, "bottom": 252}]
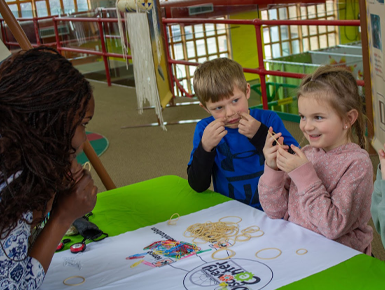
[{"left": 288, "top": 162, "right": 319, "bottom": 194}]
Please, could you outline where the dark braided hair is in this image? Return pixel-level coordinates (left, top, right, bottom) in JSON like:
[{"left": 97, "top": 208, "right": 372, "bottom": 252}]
[
  {"left": 0, "top": 46, "right": 93, "bottom": 237},
  {"left": 297, "top": 65, "right": 366, "bottom": 149}
]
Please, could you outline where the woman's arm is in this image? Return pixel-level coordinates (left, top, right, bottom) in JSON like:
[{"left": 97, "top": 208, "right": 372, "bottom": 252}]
[{"left": 29, "top": 168, "right": 97, "bottom": 272}]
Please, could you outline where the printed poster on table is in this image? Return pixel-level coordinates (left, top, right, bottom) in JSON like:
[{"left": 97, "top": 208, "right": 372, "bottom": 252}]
[{"left": 41, "top": 201, "right": 359, "bottom": 290}]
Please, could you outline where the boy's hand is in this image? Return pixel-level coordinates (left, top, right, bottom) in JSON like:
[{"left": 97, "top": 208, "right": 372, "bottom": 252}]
[
  {"left": 276, "top": 145, "right": 308, "bottom": 173},
  {"left": 238, "top": 112, "right": 261, "bottom": 138},
  {"left": 201, "top": 118, "right": 227, "bottom": 152},
  {"left": 379, "top": 144, "right": 385, "bottom": 180}
]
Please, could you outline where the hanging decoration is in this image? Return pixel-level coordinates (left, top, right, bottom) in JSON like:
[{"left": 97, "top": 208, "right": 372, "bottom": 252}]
[{"left": 116, "top": 0, "right": 166, "bottom": 130}]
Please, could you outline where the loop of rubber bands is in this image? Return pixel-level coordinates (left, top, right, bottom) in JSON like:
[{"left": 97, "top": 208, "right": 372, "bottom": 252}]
[
  {"left": 218, "top": 216, "right": 242, "bottom": 224},
  {"left": 82, "top": 161, "right": 91, "bottom": 172},
  {"left": 248, "top": 230, "right": 264, "bottom": 238},
  {"left": 235, "top": 234, "right": 251, "bottom": 242},
  {"left": 241, "top": 225, "right": 260, "bottom": 233},
  {"left": 296, "top": 248, "right": 308, "bottom": 255},
  {"left": 63, "top": 276, "right": 86, "bottom": 286},
  {"left": 211, "top": 248, "right": 236, "bottom": 260},
  {"left": 255, "top": 248, "right": 282, "bottom": 260},
  {"left": 167, "top": 213, "right": 180, "bottom": 225}
]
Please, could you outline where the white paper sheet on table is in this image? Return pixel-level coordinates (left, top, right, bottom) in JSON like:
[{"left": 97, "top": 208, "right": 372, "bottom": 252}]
[{"left": 41, "top": 200, "right": 360, "bottom": 290}]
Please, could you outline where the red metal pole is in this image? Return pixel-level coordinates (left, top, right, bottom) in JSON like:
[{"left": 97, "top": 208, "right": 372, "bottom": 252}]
[
  {"left": 98, "top": 19, "right": 111, "bottom": 87},
  {"left": 33, "top": 18, "right": 40, "bottom": 46},
  {"left": 97, "top": 20, "right": 111, "bottom": 86},
  {"left": 53, "top": 18, "right": 61, "bottom": 54},
  {"left": 163, "top": 18, "right": 360, "bottom": 26},
  {"left": 254, "top": 21, "right": 268, "bottom": 110},
  {"left": 174, "top": 75, "right": 192, "bottom": 98}
]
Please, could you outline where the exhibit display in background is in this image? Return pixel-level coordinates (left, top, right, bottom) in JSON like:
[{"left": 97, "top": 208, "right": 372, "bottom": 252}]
[
  {"left": 117, "top": 0, "right": 173, "bottom": 130},
  {"left": 366, "top": 0, "right": 385, "bottom": 151},
  {"left": 0, "top": 39, "right": 10, "bottom": 61}
]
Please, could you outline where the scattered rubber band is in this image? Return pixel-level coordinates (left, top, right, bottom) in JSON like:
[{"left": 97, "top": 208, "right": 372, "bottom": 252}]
[
  {"left": 192, "top": 237, "right": 208, "bottom": 244},
  {"left": 296, "top": 248, "right": 308, "bottom": 255},
  {"left": 82, "top": 162, "right": 91, "bottom": 172},
  {"left": 248, "top": 230, "right": 264, "bottom": 238},
  {"left": 218, "top": 216, "right": 242, "bottom": 223},
  {"left": 211, "top": 248, "right": 236, "bottom": 260},
  {"left": 235, "top": 234, "right": 251, "bottom": 242},
  {"left": 241, "top": 225, "right": 260, "bottom": 233},
  {"left": 63, "top": 276, "right": 86, "bottom": 286},
  {"left": 167, "top": 213, "right": 180, "bottom": 225},
  {"left": 255, "top": 248, "right": 282, "bottom": 260}
]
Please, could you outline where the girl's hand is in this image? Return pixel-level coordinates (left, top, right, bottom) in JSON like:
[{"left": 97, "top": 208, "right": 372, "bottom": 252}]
[
  {"left": 276, "top": 145, "right": 308, "bottom": 173},
  {"left": 263, "top": 127, "right": 288, "bottom": 170},
  {"left": 379, "top": 144, "right": 385, "bottom": 180}
]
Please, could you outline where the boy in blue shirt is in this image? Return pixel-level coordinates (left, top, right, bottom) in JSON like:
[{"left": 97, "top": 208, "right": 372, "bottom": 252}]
[{"left": 187, "top": 58, "right": 298, "bottom": 210}]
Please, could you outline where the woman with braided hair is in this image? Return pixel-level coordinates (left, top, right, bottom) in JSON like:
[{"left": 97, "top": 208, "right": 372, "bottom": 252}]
[{"left": 0, "top": 46, "right": 97, "bottom": 289}]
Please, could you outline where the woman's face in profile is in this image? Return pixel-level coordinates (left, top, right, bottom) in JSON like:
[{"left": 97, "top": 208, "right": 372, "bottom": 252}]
[{"left": 71, "top": 96, "right": 95, "bottom": 156}]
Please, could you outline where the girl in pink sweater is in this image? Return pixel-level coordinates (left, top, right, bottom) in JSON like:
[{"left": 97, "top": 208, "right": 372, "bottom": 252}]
[{"left": 258, "top": 66, "right": 373, "bottom": 254}]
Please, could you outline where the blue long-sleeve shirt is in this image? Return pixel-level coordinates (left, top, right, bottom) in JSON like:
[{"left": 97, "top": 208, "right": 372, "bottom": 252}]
[{"left": 187, "top": 108, "right": 299, "bottom": 210}]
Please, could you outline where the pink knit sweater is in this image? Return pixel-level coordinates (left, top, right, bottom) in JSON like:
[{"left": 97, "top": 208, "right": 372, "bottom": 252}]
[{"left": 258, "top": 143, "right": 373, "bottom": 254}]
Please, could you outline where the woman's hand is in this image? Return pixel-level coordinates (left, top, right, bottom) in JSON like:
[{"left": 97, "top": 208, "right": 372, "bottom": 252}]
[
  {"left": 52, "top": 160, "right": 97, "bottom": 226},
  {"left": 29, "top": 160, "right": 97, "bottom": 272},
  {"left": 276, "top": 145, "right": 308, "bottom": 173}
]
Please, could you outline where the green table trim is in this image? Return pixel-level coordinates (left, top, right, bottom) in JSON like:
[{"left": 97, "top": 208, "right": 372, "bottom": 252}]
[{"left": 280, "top": 254, "right": 385, "bottom": 289}]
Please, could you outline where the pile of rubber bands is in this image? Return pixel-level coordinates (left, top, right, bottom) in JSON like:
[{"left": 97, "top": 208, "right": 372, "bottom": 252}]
[{"left": 183, "top": 216, "right": 264, "bottom": 247}]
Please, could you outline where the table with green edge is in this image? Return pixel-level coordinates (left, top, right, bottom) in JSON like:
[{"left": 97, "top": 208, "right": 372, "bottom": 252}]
[{"left": 60, "top": 175, "right": 385, "bottom": 289}]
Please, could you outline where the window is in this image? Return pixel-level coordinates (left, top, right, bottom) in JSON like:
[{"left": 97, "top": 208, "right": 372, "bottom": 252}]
[
  {"left": 35, "top": 1, "right": 48, "bottom": 17},
  {"left": 20, "top": 2, "right": 33, "bottom": 17},
  {"left": 262, "top": 1, "right": 338, "bottom": 60},
  {"left": 49, "top": 0, "right": 61, "bottom": 15},
  {"left": 77, "top": 0, "right": 88, "bottom": 12},
  {"left": 3, "top": 0, "right": 90, "bottom": 17},
  {"left": 167, "top": 17, "right": 231, "bottom": 96}
]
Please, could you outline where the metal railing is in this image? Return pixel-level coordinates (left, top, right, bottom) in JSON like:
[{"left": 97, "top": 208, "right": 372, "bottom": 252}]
[{"left": 0, "top": 13, "right": 362, "bottom": 110}]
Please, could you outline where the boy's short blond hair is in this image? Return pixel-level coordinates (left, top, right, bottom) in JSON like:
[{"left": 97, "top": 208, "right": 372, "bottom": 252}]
[{"left": 193, "top": 58, "right": 247, "bottom": 107}]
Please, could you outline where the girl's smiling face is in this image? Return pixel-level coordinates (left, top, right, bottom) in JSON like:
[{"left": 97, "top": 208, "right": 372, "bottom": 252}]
[{"left": 298, "top": 94, "right": 350, "bottom": 152}]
